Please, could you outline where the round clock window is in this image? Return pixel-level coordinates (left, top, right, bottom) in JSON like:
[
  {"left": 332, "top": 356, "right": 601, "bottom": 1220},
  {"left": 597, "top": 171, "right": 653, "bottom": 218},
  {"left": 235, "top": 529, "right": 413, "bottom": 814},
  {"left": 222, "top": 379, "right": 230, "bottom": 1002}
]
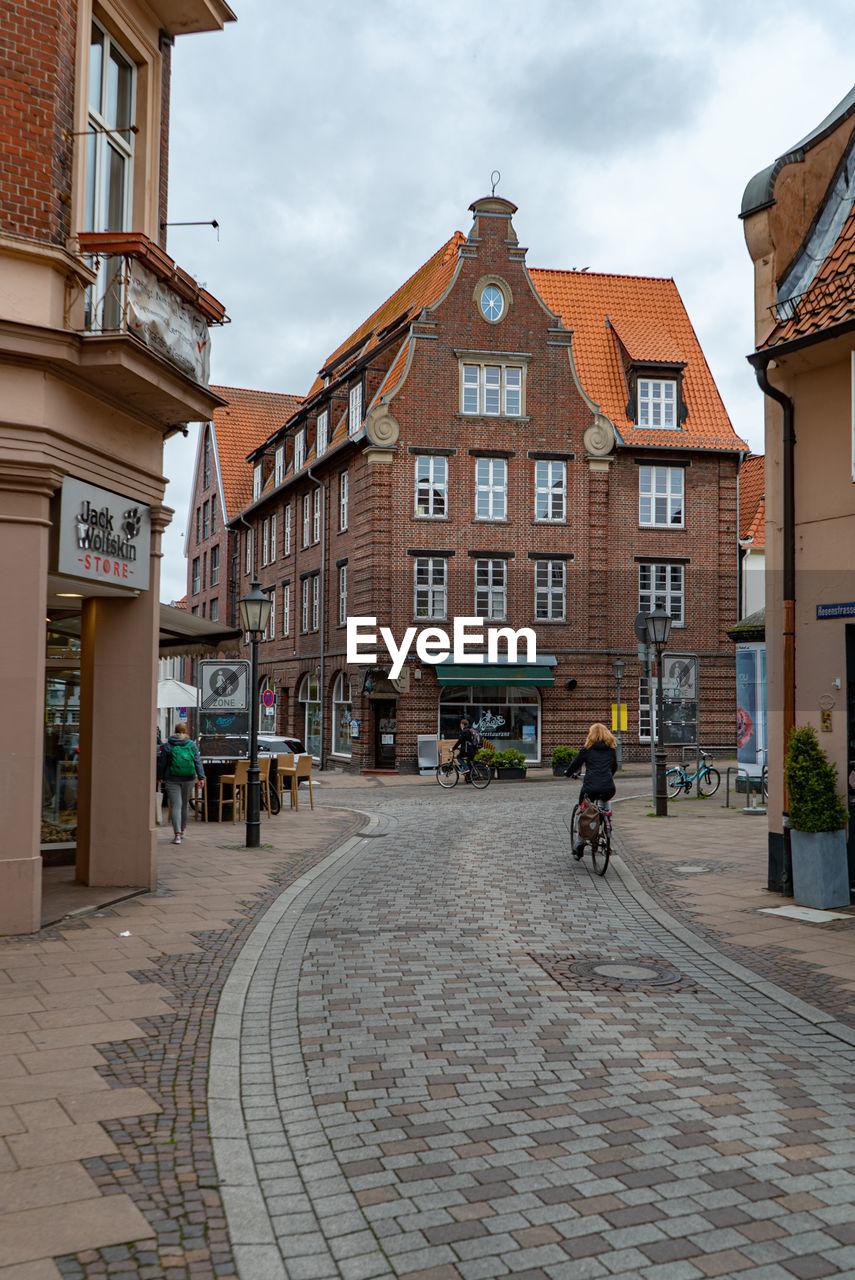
[{"left": 480, "top": 284, "right": 505, "bottom": 322}]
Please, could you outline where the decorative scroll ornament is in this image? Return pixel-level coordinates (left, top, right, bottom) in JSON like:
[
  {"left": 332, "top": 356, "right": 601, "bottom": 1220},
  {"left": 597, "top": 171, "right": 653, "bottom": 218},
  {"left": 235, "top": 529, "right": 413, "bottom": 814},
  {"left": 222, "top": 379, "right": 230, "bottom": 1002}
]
[
  {"left": 583, "top": 414, "right": 615, "bottom": 457},
  {"left": 364, "top": 405, "right": 400, "bottom": 448}
]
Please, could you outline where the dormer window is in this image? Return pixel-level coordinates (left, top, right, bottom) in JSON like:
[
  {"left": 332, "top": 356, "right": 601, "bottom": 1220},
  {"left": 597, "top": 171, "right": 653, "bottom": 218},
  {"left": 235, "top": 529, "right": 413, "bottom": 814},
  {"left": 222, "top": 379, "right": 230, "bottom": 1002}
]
[
  {"left": 316, "top": 409, "right": 329, "bottom": 455},
  {"left": 252, "top": 463, "right": 262, "bottom": 499},
  {"left": 274, "top": 444, "right": 284, "bottom": 485},
  {"left": 638, "top": 378, "right": 677, "bottom": 429},
  {"left": 294, "top": 428, "right": 306, "bottom": 471},
  {"left": 349, "top": 383, "right": 363, "bottom": 436}
]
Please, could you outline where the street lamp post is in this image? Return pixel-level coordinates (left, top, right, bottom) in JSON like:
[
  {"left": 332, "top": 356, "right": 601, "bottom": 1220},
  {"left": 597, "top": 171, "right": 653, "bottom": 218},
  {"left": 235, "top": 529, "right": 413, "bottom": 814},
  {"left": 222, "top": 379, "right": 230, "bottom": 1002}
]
[
  {"left": 238, "top": 578, "right": 272, "bottom": 849},
  {"left": 612, "top": 656, "right": 626, "bottom": 769},
  {"left": 644, "top": 608, "right": 672, "bottom": 817}
]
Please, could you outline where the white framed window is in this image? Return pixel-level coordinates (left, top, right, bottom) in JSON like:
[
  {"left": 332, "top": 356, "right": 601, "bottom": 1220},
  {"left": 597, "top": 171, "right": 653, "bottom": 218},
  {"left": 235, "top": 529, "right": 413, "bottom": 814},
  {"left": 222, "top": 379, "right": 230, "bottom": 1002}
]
[
  {"left": 349, "top": 382, "right": 363, "bottom": 435},
  {"left": 245, "top": 528, "right": 252, "bottom": 575},
  {"left": 474, "top": 457, "right": 507, "bottom": 520},
  {"left": 638, "top": 379, "right": 677, "bottom": 429},
  {"left": 312, "top": 487, "right": 321, "bottom": 543},
  {"left": 294, "top": 428, "right": 306, "bottom": 472},
  {"left": 299, "top": 673, "right": 322, "bottom": 759},
  {"left": 639, "top": 465, "right": 684, "bottom": 527},
  {"left": 316, "top": 409, "right": 329, "bottom": 456},
  {"left": 266, "top": 589, "right": 276, "bottom": 641},
  {"left": 461, "top": 362, "right": 523, "bottom": 416},
  {"left": 203, "top": 430, "right": 211, "bottom": 489},
  {"left": 253, "top": 463, "right": 262, "bottom": 499},
  {"left": 209, "top": 598, "right": 218, "bottom": 622},
  {"left": 259, "top": 676, "right": 275, "bottom": 734},
  {"left": 202, "top": 500, "right": 210, "bottom": 540},
  {"left": 85, "top": 20, "right": 134, "bottom": 328},
  {"left": 195, "top": 506, "right": 200, "bottom": 544},
  {"left": 534, "top": 560, "right": 565, "bottom": 620},
  {"left": 282, "top": 583, "right": 290, "bottom": 636},
  {"left": 210, "top": 496, "right": 217, "bottom": 535},
  {"left": 191, "top": 557, "right": 200, "bottom": 595},
  {"left": 270, "top": 512, "right": 276, "bottom": 560},
  {"left": 415, "top": 456, "right": 448, "bottom": 517},
  {"left": 210, "top": 544, "right": 220, "bottom": 586},
  {"left": 261, "top": 517, "right": 270, "bottom": 567},
  {"left": 639, "top": 563, "right": 685, "bottom": 627},
  {"left": 475, "top": 559, "right": 507, "bottom": 620},
  {"left": 414, "top": 557, "right": 447, "bottom": 619},
  {"left": 302, "top": 494, "right": 310, "bottom": 547},
  {"left": 301, "top": 579, "right": 310, "bottom": 633},
  {"left": 274, "top": 444, "right": 285, "bottom": 485},
  {"left": 332, "top": 672, "right": 353, "bottom": 758},
  {"left": 534, "top": 460, "right": 566, "bottom": 522},
  {"left": 312, "top": 575, "right": 320, "bottom": 631},
  {"left": 339, "top": 471, "right": 349, "bottom": 531},
  {"left": 283, "top": 505, "right": 291, "bottom": 556},
  {"left": 638, "top": 676, "right": 658, "bottom": 742},
  {"left": 339, "top": 564, "right": 347, "bottom": 625}
]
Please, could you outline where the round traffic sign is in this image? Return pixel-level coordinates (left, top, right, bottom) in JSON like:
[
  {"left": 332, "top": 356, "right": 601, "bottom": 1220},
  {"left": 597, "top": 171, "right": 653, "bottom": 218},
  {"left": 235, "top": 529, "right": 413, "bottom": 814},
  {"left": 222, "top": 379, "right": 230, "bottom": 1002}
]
[{"left": 261, "top": 689, "right": 275, "bottom": 708}]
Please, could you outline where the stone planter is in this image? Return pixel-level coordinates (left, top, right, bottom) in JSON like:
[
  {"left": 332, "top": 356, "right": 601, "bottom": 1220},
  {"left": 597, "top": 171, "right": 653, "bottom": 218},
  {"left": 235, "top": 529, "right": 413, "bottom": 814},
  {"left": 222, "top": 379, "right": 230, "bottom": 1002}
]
[
  {"left": 790, "top": 827, "right": 851, "bottom": 909},
  {"left": 495, "top": 767, "right": 527, "bottom": 780}
]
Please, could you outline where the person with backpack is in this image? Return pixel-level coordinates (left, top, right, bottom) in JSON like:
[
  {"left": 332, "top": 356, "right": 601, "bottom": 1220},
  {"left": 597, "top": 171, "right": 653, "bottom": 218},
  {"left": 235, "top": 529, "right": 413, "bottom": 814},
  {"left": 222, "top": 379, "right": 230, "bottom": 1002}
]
[
  {"left": 564, "top": 722, "right": 618, "bottom": 858},
  {"left": 157, "top": 721, "right": 205, "bottom": 844},
  {"left": 452, "top": 717, "right": 480, "bottom": 779}
]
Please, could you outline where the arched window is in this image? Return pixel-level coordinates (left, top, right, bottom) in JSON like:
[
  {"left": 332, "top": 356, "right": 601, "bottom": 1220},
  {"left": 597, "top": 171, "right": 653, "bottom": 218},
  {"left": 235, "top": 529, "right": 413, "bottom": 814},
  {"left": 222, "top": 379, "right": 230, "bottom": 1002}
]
[
  {"left": 259, "top": 676, "right": 275, "bottom": 735},
  {"left": 298, "top": 674, "right": 321, "bottom": 758},
  {"left": 332, "top": 672, "right": 352, "bottom": 757}
]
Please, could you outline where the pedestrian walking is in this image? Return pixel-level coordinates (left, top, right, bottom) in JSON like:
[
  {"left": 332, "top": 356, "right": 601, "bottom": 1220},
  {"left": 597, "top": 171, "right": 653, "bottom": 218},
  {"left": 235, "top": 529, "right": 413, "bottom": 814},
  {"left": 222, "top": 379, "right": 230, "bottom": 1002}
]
[{"left": 158, "top": 721, "right": 205, "bottom": 844}]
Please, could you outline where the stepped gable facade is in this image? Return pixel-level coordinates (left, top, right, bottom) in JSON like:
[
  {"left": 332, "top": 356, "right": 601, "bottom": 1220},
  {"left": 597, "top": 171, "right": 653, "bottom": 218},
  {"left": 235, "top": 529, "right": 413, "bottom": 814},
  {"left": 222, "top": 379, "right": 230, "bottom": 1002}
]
[{"left": 228, "top": 196, "right": 746, "bottom": 770}]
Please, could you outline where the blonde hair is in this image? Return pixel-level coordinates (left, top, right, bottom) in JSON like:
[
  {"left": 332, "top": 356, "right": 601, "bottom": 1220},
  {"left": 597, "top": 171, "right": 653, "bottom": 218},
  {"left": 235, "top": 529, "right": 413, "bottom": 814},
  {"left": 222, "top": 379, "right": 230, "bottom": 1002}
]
[{"left": 585, "top": 722, "right": 616, "bottom": 749}]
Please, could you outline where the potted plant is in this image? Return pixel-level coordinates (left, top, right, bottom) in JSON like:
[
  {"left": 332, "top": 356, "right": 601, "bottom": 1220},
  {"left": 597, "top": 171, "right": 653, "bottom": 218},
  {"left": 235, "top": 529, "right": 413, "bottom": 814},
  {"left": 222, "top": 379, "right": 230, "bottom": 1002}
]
[
  {"left": 785, "top": 725, "right": 850, "bottom": 909},
  {"left": 491, "top": 748, "right": 527, "bottom": 780},
  {"left": 551, "top": 745, "right": 575, "bottom": 778}
]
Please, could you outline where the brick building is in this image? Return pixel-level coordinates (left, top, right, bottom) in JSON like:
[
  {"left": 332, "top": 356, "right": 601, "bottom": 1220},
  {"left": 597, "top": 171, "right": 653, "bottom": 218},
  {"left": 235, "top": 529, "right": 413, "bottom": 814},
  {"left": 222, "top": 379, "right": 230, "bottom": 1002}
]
[
  {"left": 0, "top": 0, "right": 233, "bottom": 934},
  {"left": 218, "top": 196, "right": 746, "bottom": 771},
  {"left": 186, "top": 387, "right": 301, "bottom": 627}
]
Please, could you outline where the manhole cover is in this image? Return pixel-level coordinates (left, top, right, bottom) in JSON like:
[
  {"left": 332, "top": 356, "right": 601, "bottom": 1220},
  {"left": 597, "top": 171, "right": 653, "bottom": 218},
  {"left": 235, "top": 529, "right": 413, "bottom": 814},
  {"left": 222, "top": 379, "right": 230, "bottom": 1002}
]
[{"left": 529, "top": 952, "right": 690, "bottom": 993}]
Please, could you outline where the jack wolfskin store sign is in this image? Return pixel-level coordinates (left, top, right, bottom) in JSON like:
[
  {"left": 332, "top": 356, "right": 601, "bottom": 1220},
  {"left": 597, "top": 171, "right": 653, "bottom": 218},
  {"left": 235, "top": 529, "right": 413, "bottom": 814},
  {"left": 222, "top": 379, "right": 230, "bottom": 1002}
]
[{"left": 56, "top": 478, "right": 151, "bottom": 590}]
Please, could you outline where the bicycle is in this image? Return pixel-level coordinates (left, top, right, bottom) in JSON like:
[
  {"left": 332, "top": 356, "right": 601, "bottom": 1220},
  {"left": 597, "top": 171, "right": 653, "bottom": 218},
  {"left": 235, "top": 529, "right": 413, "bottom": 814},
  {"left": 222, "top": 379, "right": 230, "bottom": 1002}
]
[
  {"left": 435, "top": 749, "right": 491, "bottom": 789},
  {"left": 569, "top": 795, "right": 612, "bottom": 876},
  {"left": 665, "top": 752, "right": 720, "bottom": 798}
]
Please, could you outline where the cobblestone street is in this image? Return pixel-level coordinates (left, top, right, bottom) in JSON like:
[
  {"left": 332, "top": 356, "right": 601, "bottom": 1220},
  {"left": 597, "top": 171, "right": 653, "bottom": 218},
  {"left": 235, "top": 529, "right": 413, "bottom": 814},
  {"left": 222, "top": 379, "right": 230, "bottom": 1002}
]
[{"left": 212, "top": 782, "right": 855, "bottom": 1280}]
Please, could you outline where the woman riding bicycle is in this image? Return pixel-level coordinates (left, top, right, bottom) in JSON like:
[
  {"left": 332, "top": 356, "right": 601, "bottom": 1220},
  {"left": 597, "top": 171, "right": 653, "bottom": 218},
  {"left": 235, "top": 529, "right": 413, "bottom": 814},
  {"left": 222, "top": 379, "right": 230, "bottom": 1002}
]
[{"left": 564, "top": 723, "right": 618, "bottom": 858}]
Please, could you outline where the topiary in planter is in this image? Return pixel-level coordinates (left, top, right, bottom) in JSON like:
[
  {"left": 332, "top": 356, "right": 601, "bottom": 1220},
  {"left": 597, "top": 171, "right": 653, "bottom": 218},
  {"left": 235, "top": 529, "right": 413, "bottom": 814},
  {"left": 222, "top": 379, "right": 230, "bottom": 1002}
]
[
  {"left": 785, "top": 726, "right": 848, "bottom": 832},
  {"left": 551, "top": 745, "right": 574, "bottom": 775}
]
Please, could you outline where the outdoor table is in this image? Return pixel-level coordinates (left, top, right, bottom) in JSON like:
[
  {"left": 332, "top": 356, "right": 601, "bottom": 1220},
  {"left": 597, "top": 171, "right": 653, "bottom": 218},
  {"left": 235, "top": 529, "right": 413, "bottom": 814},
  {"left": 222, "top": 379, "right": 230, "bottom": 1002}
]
[{"left": 197, "top": 754, "right": 280, "bottom": 821}]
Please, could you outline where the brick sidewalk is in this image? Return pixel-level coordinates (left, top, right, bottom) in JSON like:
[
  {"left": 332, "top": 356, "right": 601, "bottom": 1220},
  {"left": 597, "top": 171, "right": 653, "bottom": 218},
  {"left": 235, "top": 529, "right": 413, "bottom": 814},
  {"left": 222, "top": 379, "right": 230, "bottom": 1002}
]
[{"left": 0, "top": 805, "right": 361, "bottom": 1280}]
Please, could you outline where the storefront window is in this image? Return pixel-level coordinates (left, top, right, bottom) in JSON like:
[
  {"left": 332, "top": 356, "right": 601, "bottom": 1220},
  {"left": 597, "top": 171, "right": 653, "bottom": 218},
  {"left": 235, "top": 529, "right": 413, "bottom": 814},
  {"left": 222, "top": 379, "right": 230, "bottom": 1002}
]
[
  {"left": 438, "top": 685, "right": 541, "bottom": 761},
  {"left": 43, "top": 629, "right": 81, "bottom": 845},
  {"left": 299, "top": 673, "right": 321, "bottom": 759},
  {"left": 332, "top": 672, "right": 352, "bottom": 757}
]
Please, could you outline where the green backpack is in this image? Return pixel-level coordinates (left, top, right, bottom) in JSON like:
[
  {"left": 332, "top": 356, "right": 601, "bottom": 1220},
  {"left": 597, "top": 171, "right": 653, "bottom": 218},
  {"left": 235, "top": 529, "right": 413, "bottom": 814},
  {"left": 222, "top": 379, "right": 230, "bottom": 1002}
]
[{"left": 169, "top": 740, "right": 196, "bottom": 778}]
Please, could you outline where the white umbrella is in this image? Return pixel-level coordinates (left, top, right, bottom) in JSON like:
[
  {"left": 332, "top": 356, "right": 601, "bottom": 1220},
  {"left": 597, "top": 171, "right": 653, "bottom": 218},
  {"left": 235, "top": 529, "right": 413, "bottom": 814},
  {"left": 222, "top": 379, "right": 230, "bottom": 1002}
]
[{"left": 157, "top": 677, "right": 200, "bottom": 709}]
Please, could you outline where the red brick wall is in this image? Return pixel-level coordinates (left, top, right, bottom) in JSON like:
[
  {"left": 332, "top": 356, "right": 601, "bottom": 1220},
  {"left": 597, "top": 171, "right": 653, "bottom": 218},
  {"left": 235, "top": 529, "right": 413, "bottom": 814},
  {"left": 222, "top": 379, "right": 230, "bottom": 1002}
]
[
  {"left": 241, "top": 206, "right": 739, "bottom": 770},
  {"left": 0, "top": 0, "right": 78, "bottom": 245}
]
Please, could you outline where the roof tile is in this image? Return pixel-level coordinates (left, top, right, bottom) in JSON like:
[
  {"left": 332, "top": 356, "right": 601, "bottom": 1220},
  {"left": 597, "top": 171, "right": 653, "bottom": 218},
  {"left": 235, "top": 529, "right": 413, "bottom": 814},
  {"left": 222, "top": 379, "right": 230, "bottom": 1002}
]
[{"left": 209, "top": 385, "right": 301, "bottom": 518}]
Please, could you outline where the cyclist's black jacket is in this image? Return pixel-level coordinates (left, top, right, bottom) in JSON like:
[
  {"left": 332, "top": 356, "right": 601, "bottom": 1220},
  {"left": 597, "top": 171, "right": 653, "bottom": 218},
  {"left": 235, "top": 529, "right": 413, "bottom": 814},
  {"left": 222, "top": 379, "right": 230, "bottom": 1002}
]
[
  {"left": 564, "top": 742, "right": 617, "bottom": 798},
  {"left": 453, "top": 728, "right": 477, "bottom": 760}
]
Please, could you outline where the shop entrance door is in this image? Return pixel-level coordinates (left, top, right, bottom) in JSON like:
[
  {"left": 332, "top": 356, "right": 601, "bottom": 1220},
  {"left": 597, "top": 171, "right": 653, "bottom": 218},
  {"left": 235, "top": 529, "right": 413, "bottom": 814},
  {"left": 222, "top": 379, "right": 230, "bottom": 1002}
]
[
  {"left": 374, "top": 700, "right": 397, "bottom": 768},
  {"left": 846, "top": 626, "right": 855, "bottom": 884}
]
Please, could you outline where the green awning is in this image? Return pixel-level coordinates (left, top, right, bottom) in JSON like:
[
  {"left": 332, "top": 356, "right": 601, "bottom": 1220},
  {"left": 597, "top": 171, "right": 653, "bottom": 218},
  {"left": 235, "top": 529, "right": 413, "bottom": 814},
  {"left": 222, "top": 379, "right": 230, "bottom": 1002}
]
[{"left": 437, "top": 663, "right": 555, "bottom": 688}]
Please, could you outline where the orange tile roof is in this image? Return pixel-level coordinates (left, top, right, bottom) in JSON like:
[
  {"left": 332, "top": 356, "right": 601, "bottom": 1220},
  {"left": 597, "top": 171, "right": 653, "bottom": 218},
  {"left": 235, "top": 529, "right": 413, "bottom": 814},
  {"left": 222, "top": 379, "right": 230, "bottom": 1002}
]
[
  {"left": 306, "top": 232, "right": 466, "bottom": 399},
  {"left": 763, "top": 198, "right": 855, "bottom": 348},
  {"left": 739, "top": 454, "right": 765, "bottom": 547},
  {"left": 209, "top": 385, "right": 302, "bottom": 518},
  {"left": 529, "top": 269, "right": 747, "bottom": 451}
]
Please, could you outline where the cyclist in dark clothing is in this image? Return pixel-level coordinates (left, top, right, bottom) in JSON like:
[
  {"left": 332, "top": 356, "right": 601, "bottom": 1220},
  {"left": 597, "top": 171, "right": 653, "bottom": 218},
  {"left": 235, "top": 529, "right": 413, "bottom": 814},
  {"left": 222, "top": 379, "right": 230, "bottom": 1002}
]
[
  {"left": 452, "top": 718, "right": 477, "bottom": 776},
  {"left": 565, "top": 722, "right": 618, "bottom": 857}
]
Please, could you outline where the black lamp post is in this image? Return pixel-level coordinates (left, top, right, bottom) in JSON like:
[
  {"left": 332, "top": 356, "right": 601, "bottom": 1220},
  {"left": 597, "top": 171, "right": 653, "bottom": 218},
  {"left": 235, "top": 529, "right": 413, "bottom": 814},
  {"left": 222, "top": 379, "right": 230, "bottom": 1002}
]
[
  {"left": 644, "top": 608, "right": 672, "bottom": 817},
  {"left": 612, "top": 656, "right": 626, "bottom": 769},
  {"left": 238, "top": 578, "right": 272, "bottom": 849}
]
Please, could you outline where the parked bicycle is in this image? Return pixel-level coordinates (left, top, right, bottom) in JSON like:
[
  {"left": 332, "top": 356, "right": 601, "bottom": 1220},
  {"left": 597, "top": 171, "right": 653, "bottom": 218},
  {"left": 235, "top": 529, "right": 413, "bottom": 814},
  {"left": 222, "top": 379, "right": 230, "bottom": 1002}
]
[
  {"left": 569, "top": 795, "right": 612, "bottom": 876},
  {"left": 436, "top": 748, "right": 491, "bottom": 789},
  {"left": 666, "top": 752, "right": 720, "bottom": 797}
]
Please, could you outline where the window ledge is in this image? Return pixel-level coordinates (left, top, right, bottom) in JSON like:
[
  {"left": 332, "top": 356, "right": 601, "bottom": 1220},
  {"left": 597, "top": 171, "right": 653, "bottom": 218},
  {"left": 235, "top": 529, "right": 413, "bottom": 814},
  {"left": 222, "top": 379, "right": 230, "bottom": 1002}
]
[{"left": 456, "top": 414, "right": 529, "bottom": 424}]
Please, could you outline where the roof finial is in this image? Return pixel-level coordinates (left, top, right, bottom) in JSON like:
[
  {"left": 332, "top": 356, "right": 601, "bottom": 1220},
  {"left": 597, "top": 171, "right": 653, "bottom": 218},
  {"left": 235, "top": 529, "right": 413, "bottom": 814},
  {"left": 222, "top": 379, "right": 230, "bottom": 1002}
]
[{"left": 490, "top": 170, "right": 501, "bottom": 197}]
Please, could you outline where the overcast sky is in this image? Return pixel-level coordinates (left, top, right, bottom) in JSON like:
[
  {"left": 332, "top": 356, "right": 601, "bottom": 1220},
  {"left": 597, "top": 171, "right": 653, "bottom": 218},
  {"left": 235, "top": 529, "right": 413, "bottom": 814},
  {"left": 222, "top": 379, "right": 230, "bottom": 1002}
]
[{"left": 160, "top": 0, "right": 855, "bottom": 603}]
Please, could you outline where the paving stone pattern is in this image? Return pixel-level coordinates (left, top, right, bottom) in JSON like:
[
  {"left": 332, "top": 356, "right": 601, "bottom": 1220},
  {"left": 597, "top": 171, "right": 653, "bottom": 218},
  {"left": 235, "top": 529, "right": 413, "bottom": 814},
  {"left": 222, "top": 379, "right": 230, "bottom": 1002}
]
[{"left": 219, "top": 788, "right": 855, "bottom": 1280}]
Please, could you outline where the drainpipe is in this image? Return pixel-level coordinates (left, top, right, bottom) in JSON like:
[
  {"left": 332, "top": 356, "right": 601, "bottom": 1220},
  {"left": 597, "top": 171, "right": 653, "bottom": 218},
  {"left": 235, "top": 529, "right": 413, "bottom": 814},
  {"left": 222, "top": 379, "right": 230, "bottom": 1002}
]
[
  {"left": 749, "top": 356, "right": 795, "bottom": 892},
  {"left": 306, "top": 464, "right": 326, "bottom": 771}
]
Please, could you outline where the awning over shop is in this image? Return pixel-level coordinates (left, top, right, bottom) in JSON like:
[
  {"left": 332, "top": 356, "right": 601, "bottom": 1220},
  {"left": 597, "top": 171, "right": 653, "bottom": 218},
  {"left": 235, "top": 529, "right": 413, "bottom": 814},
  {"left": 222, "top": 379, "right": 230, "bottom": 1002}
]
[
  {"left": 437, "top": 655, "right": 556, "bottom": 688},
  {"left": 158, "top": 603, "right": 242, "bottom": 656}
]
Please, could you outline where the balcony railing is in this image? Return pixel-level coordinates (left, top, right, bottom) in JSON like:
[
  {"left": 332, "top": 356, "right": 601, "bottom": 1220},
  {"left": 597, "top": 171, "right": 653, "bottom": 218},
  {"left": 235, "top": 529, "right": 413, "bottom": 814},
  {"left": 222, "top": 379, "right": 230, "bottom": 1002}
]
[
  {"left": 770, "top": 274, "right": 855, "bottom": 329},
  {"left": 77, "top": 232, "right": 227, "bottom": 388}
]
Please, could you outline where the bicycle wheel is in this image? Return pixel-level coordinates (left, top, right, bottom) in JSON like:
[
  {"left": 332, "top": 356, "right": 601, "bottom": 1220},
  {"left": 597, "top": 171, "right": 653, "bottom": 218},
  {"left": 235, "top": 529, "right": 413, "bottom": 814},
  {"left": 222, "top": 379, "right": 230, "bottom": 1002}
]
[
  {"left": 590, "top": 822, "right": 610, "bottom": 876},
  {"left": 436, "top": 761, "right": 459, "bottom": 788},
  {"left": 469, "top": 760, "right": 491, "bottom": 789},
  {"left": 268, "top": 786, "right": 281, "bottom": 815},
  {"left": 697, "top": 767, "right": 720, "bottom": 797},
  {"left": 666, "top": 768, "right": 686, "bottom": 798}
]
